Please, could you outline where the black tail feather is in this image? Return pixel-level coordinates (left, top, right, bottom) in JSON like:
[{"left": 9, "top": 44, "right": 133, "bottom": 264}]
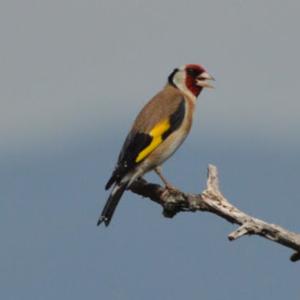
[
  {"left": 97, "top": 182, "right": 127, "bottom": 226},
  {"left": 105, "top": 173, "right": 117, "bottom": 190}
]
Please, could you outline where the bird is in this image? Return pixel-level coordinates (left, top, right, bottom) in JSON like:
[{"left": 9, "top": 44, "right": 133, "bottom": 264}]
[{"left": 97, "top": 64, "right": 214, "bottom": 226}]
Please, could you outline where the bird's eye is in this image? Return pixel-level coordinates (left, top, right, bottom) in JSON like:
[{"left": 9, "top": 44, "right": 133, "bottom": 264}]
[{"left": 187, "top": 68, "right": 199, "bottom": 77}]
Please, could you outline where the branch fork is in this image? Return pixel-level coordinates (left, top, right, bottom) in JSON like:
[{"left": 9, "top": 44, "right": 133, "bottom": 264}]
[{"left": 130, "top": 164, "right": 300, "bottom": 262}]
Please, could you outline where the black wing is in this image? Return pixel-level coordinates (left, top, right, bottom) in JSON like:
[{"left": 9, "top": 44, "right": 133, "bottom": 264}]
[
  {"left": 105, "top": 132, "right": 151, "bottom": 189},
  {"left": 105, "top": 99, "right": 185, "bottom": 189}
]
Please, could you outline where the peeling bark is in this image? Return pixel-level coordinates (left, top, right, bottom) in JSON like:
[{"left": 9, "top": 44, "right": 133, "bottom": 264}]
[{"left": 129, "top": 165, "right": 300, "bottom": 262}]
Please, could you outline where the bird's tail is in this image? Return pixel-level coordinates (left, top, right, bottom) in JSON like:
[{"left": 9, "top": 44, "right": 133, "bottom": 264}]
[{"left": 97, "top": 182, "right": 127, "bottom": 226}]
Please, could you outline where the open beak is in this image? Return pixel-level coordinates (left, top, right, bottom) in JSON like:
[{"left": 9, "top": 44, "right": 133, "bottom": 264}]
[{"left": 196, "top": 72, "right": 215, "bottom": 89}]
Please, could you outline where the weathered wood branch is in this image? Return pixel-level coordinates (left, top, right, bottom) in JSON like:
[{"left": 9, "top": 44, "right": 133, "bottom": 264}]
[{"left": 129, "top": 165, "right": 300, "bottom": 262}]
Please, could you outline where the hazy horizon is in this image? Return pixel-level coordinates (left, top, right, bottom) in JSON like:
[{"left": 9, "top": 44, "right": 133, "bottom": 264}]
[{"left": 1, "top": 1, "right": 299, "bottom": 299}]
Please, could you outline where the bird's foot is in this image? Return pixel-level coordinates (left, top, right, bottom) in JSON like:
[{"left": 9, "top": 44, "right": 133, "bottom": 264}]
[
  {"left": 161, "top": 182, "right": 179, "bottom": 199},
  {"left": 164, "top": 182, "right": 177, "bottom": 191},
  {"left": 154, "top": 166, "right": 178, "bottom": 197}
]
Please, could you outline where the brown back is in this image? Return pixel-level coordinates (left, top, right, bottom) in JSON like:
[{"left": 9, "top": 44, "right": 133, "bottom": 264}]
[{"left": 132, "top": 85, "right": 184, "bottom": 133}]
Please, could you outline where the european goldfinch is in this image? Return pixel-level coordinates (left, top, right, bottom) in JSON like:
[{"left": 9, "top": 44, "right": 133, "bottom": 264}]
[{"left": 98, "top": 64, "right": 214, "bottom": 226}]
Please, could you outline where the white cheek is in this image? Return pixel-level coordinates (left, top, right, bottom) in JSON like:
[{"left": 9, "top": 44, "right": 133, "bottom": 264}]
[
  {"left": 173, "top": 71, "right": 196, "bottom": 100},
  {"left": 173, "top": 71, "right": 186, "bottom": 90}
]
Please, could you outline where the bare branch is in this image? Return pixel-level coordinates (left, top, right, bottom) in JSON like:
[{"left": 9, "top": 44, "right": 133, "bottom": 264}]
[{"left": 129, "top": 165, "right": 300, "bottom": 262}]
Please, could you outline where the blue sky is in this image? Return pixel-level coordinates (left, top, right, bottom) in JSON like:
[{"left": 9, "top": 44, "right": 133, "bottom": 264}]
[{"left": 1, "top": 0, "right": 300, "bottom": 299}]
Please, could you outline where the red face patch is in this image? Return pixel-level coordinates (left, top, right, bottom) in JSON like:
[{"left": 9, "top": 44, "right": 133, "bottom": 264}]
[
  {"left": 184, "top": 64, "right": 206, "bottom": 97},
  {"left": 186, "top": 64, "right": 206, "bottom": 73}
]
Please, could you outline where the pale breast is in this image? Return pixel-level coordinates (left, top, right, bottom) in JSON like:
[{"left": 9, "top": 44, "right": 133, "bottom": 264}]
[{"left": 140, "top": 97, "right": 194, "bottom": 172}]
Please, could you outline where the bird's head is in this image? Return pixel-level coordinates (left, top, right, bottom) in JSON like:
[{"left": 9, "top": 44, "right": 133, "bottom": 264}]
[{"left": 168, "top": 64, "right": 214, "bottom": 98}]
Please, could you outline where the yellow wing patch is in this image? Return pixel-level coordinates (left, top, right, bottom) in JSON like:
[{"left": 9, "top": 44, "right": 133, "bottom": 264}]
[{"left": 135, "top": 119, "right": 170, "bottom": 163}]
